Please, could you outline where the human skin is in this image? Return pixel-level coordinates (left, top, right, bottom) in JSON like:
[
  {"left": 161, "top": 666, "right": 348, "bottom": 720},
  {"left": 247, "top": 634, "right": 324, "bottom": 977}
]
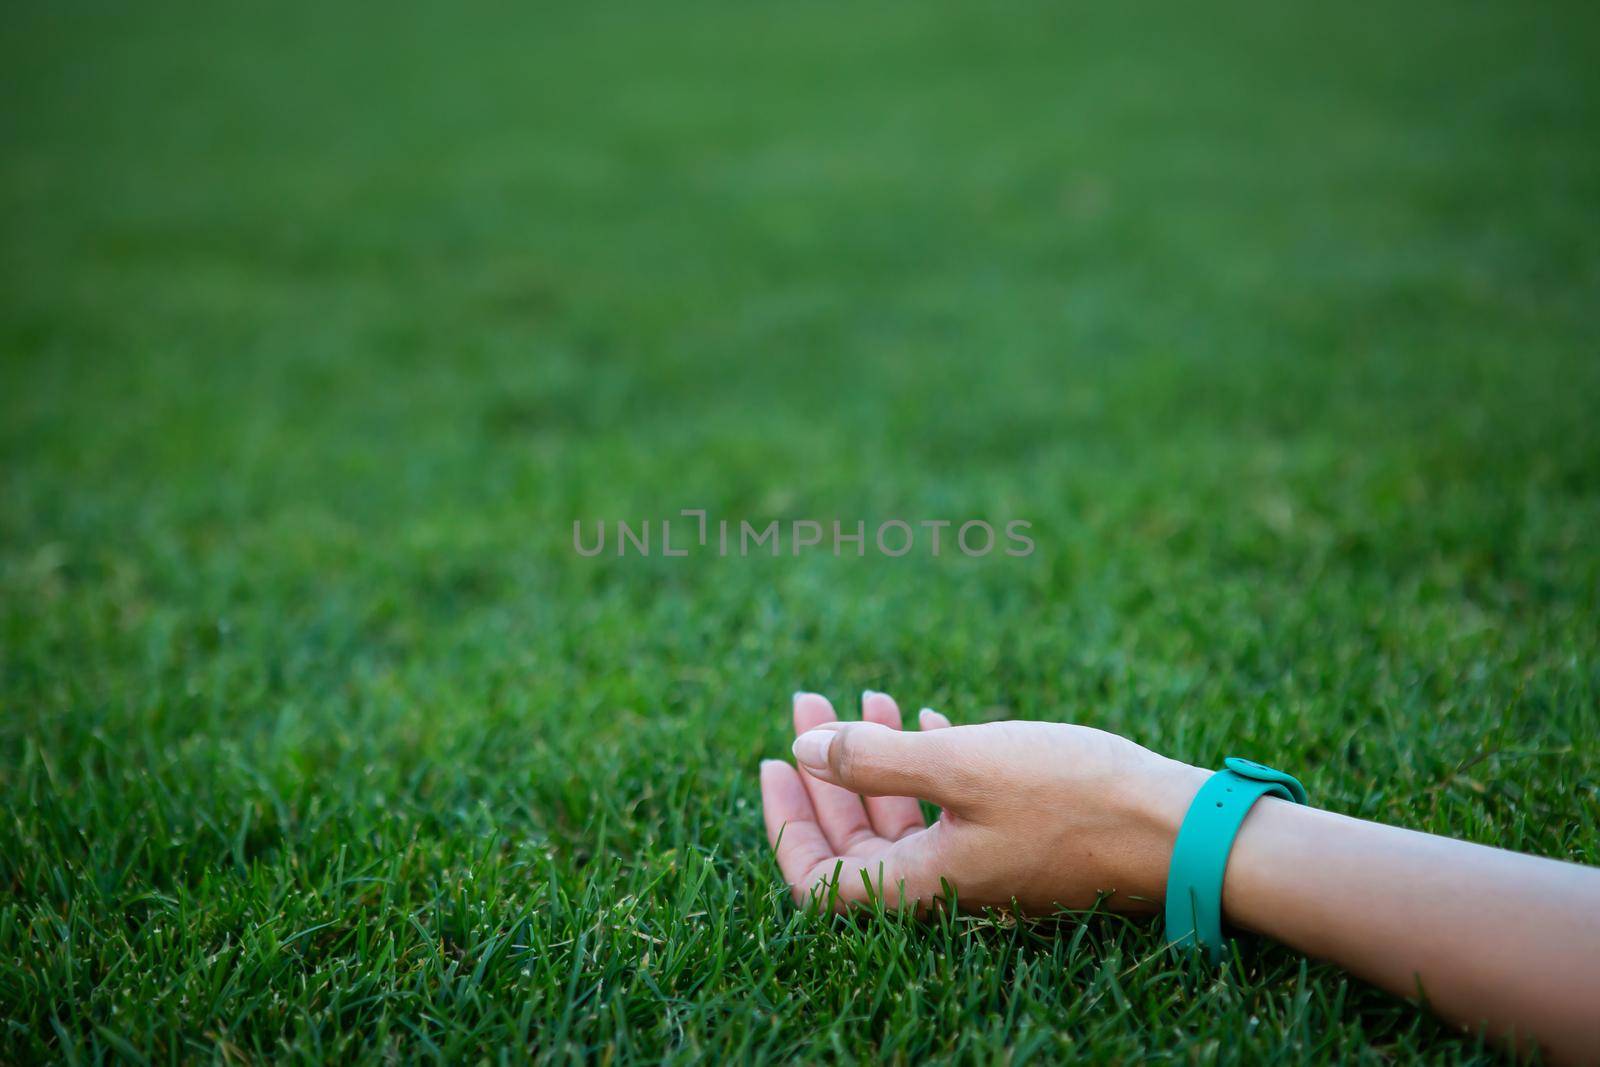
[{"left": 758, "top": 691, "right": 1600, "bottom": 1065}]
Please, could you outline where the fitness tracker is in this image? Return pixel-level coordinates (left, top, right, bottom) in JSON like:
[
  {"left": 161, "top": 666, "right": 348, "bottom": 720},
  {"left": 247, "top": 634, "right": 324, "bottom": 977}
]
[{"left": 1164, "top": 757, "right": 1308, "bottom": 963}]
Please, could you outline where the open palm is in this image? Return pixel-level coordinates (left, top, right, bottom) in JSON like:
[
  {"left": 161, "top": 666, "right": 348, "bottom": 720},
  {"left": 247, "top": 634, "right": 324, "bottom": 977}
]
[{"left": 758, "top": 691, "right": 954, "bottom": 909}]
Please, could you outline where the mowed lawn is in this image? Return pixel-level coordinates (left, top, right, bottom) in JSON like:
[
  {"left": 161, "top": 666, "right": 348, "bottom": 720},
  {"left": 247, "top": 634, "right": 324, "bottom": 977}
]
[{"left": 3, "top": 0, "right": 1599, "bottom": 1061}]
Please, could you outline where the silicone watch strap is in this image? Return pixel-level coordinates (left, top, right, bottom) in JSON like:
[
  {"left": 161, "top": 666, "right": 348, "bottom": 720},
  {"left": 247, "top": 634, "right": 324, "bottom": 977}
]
[{"left": 1165, "top": 757, "right": 1308, "bottom": 964}]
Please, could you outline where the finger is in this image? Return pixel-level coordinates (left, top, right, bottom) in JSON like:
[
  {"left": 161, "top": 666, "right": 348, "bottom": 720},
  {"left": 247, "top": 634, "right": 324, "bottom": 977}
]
[
  {"left": 918, "top": 707, "right": 953, "bottom": 730},
  {"left": 759, "top": 759, "right": 837, "bottom": 901},
  {"left": 792, "top": 692, "right": 882, "bottom": 854},
  {"left": 791, "top": 720, "right": 987, "bottom": 811},
  {"left": 859, "top": 691, "right": 927, "bottom": 840}
]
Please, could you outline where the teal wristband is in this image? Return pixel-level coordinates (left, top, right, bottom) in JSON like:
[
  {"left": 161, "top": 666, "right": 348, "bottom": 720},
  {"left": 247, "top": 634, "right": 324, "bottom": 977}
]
[{"left": 1164, "top": 757, "right": 1308, "bottom": 964}]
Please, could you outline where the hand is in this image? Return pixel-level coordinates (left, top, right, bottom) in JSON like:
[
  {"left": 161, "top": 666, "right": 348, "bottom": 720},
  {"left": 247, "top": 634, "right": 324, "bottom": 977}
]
[{"left": 759, "top": 691, "right": 1206, "bottom": 913}]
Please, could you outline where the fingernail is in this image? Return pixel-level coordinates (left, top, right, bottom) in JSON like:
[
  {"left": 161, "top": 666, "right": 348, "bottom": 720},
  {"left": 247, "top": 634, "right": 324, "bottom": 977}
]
[
  {"left": 791, "top": 730, "right": 834, "bottom": 770},
  {"left": 793, "top": 690, "right": 818, "bottom": 703},
  {"left": 918, "top": 708, "right": 937, "bottom": 724},
  {"left": 862, "top": 689, "right": 879, "bottom": 702}
]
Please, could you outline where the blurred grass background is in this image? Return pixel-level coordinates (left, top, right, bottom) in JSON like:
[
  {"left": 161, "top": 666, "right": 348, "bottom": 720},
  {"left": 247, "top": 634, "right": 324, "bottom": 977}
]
[{"left": 2, "top": 0, "right": 1598, "bottom": 1061}]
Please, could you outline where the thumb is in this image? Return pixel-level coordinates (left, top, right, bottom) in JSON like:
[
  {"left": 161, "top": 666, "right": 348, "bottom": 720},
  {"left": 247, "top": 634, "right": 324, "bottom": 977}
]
[{"left": 791, "top": 721, "right": 982, "bottom": 810}]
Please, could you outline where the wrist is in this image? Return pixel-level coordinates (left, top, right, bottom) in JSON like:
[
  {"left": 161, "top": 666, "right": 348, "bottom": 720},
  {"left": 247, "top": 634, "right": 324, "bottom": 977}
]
[
  {"left": 1117, "top": 757, "right": 1208, "bottom": 904},
  {"left": 1161, "top": 759, "right": 1311, "bottom": 960}
]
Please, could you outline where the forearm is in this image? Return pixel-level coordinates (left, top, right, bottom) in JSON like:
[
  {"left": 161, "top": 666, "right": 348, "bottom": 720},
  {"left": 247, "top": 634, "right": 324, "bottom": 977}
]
[{"left": 1221, "top": 799, "right": 1600, "bottom": 1064}]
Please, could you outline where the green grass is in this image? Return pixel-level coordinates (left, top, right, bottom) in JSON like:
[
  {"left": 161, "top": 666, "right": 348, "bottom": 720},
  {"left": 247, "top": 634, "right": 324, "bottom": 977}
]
[{"left": 3, "top": 0, "right": 1599, "bottom": 1061}]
